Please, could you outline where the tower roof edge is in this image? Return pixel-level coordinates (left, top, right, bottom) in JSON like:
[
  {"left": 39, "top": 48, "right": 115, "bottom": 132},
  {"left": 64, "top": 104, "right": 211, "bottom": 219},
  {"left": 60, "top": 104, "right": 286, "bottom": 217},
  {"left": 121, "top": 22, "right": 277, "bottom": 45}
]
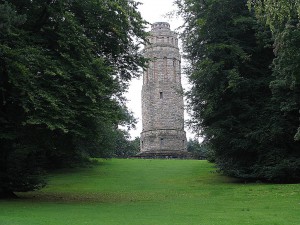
[{"left": 151, "top": 22, "right": 170, "bottom": 31}]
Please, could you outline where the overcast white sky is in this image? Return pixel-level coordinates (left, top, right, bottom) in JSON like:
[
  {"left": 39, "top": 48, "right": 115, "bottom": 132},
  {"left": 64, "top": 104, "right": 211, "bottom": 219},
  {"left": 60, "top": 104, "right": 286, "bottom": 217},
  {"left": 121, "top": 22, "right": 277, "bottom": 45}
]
[{"left": 125, "top": 0, "right": 196, "bottom": 140}]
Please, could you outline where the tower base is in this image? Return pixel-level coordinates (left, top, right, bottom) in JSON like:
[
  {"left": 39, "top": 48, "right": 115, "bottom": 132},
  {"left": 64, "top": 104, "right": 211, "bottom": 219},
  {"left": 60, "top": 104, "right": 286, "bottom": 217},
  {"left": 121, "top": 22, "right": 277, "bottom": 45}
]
[
  {"left": 136, "top": 150, "right": 191, "bottom": 159},
  {"left": 139, "top": 129, "right": 188, "bottom": 158}
]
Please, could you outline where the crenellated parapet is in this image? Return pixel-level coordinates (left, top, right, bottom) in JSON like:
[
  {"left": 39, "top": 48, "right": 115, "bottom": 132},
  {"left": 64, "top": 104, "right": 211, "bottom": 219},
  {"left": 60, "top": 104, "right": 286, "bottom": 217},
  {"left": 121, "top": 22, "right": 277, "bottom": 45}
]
[{"left": 143, "top": 22, "right": 182, "bottom": 86}]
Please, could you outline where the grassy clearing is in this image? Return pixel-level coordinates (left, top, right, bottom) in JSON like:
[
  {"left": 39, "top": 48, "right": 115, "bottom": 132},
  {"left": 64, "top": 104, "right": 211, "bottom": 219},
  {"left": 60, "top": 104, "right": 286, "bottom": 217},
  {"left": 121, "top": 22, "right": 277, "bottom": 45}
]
[{"left": 0, "top": 159, "right": 299, "bottom": 225}]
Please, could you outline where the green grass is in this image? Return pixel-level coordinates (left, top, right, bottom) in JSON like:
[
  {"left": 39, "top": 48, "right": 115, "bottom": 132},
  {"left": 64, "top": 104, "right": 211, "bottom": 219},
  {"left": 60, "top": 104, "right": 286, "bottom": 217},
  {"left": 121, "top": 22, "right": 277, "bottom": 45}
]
[{"left": 0, "top": 159, "right": 299, "bottom": 225}]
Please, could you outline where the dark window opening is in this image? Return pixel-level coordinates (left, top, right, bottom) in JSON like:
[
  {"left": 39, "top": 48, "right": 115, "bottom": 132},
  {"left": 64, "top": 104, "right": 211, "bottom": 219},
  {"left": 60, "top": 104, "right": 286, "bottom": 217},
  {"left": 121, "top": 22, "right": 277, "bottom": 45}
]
[
  {"left": 160, "top": 138, "right": 164, "bottom": 145},
  {"left": 160, "top": 92, "right": 163, "bottom": 99}
]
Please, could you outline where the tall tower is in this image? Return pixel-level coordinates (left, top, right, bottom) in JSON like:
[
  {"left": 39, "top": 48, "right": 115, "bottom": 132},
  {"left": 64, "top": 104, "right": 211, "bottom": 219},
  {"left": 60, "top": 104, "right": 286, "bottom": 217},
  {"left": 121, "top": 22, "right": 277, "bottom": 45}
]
[{"left": 140, "top": 22, "right": 187, "bottom": 157}]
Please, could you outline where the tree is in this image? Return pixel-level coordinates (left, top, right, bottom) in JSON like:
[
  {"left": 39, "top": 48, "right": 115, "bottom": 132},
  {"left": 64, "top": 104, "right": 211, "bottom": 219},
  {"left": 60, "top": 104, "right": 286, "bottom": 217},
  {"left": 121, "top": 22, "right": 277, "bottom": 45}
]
[
  {"left": 187, "top": 139, "right": 207, "bottom": 159},
  {"left": 248, "top": 0, "right": 300, "bottom": 140},
  {"left": 176, "top": 0, "right": 300, "bottom": 182},
  {"left": 114, "top": 131, "right": 140, "bottom": 158},
  {"left": 0, "top": 0, "right": 147, "bottom": 197},
  {"left": 248, "top": 0, "right": 300, "bottom": 181}
]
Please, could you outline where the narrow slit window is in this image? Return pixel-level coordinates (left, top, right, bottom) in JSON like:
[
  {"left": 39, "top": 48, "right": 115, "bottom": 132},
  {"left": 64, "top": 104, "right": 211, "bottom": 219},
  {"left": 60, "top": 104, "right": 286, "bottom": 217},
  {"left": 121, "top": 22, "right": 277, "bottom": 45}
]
[{"left": 160, "top": 92, "right": 163, "bottom": 99}]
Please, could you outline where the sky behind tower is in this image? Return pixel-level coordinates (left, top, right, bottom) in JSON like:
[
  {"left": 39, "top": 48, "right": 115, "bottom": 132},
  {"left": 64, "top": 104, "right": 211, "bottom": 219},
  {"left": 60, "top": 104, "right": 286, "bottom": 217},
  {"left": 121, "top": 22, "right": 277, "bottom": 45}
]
[{"left": 125, "top": 0, "right": 196, "bottom": 139}]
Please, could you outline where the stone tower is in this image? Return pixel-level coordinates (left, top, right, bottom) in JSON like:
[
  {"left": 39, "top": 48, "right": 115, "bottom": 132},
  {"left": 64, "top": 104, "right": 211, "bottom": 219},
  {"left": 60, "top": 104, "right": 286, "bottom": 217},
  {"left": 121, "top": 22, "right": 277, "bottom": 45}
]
[{"left": 140, "top": 22, "right": 187, "bottom": 157}]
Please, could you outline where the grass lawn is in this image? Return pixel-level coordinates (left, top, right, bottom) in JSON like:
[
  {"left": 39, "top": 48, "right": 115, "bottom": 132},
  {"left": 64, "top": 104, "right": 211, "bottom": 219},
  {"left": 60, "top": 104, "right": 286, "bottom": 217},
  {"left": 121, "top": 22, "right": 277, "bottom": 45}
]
[{"left": 0, "top": 159, "right": 299, "bottom": 225}]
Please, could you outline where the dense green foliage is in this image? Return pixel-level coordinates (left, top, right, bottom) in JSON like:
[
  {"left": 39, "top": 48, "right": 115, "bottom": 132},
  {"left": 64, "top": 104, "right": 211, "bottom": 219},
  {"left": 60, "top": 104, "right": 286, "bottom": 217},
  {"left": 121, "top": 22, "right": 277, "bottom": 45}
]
[
  {"left": 114, "top": 131, "right": 140, "bottom": 158},
  {"left": 187, "top": 138, "right": 208, "bottom": 159},
  {"left": 249, "top": 1, "right": 300, "bottom": 140},
  {"left": 176, "top": 0, "right": 300, "bottom": 182},
  {"left": 0, "top": 0, "right": 147, "bottom": 195},
  {"left": 0, "top": 159, "right": 299, "bottom": 225},
  {"left": 94, "top": 128, "right": 140, "bottom": 158}
]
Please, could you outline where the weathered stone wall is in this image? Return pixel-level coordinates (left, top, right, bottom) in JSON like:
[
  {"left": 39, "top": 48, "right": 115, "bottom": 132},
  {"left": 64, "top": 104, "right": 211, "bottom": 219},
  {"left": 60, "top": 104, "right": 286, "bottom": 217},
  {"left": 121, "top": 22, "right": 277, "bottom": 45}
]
[
  {"left": 141, "top": 130, "right": 187, "bottom": 153},
  {"left": 140, "top": 22, "right": 187, "bottom": 155}
]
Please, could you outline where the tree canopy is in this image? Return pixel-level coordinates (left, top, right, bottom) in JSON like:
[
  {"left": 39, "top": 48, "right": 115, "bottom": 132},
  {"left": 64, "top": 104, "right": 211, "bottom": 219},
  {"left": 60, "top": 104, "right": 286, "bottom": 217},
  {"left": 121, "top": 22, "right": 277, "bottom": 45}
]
[
  {"left": 0, "top": 0, "right": 147, "bottom": 196},
  {"left": 176, "top": 0, "right": 300, "bottom": 182},
  {"left": 248, "top": 0, "right": 300, "bottom": 141}
]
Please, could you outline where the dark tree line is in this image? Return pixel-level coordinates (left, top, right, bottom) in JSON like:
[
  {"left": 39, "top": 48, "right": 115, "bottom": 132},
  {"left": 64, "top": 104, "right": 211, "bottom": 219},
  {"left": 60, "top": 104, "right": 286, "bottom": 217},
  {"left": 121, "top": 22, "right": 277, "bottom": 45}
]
[
  {"left": 187, "top": 138, "right": 209, "bottom": 160},
  {"left": 176, "top": 0, "right": 300, "bottom": 182},
  {"left": 0, "top": 0, "right": 147, "bottom": 197}
]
